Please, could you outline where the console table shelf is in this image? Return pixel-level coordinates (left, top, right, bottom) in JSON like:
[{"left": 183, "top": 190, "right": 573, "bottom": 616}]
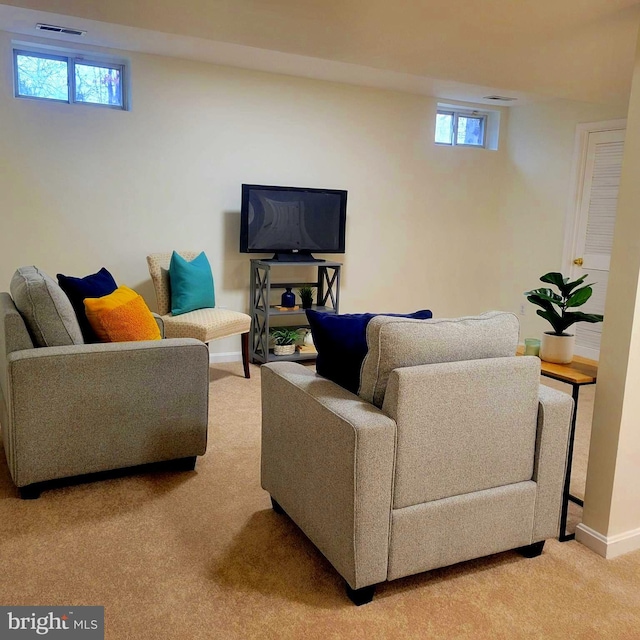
[{"left": 249, "top": 259, "right": 341, "bottom": 364}]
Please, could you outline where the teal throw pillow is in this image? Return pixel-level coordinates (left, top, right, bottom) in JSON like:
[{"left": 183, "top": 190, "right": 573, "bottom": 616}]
[{"left": 169, "top": 251, "right": 215, "bottom": 315}]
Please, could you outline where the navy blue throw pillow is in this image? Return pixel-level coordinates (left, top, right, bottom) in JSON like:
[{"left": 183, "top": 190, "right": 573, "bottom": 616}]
[
  {"left": 57, "top": 268, "right": 118, "bottom": 342},
  {"left": 306, "top": 309, "right": 433, "bottom": 394}
]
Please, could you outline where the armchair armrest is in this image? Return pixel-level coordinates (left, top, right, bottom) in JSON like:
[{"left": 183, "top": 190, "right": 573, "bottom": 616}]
[
  {"left": 532, "top": 384, "right": 574, "bottom": 540},
  {"left": 261, "top": 362, "right": 396, "bottom": 590},
  {"left": 5, "top": 338, "right": 209, "bottom": 487}
]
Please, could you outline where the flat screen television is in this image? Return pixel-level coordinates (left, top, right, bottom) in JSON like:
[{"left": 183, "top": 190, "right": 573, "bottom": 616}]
[{"left": 240, "top": 184, "right": 347, "bottom": 261}]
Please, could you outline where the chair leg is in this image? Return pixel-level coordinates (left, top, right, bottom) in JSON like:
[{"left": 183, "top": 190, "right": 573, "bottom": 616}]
[
  {"left": 270, "top": 496, "right": 285, "bottom": 514},
  {"left": 19, "top": 484, "right": 42, "bottom": 500},
  {"left": 518, "top": 540, "right": 545, "bottom": 558},
  {"left": 346, "top": 583, "right": 376, "bottom": 606},
  {"left": 171, "top": 456, "right": 197, "bottom": 471},
  {"left": 241, "top": 332, "right": 250, "bottom": 379}
]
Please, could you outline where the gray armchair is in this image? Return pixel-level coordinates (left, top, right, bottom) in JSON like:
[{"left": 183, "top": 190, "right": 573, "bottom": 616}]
[
  {"left": 261, "top": 312, "right": 573, "bottom": 604},
  {"left": 0, "top": 267, "right": 209, "bottom": 499}
]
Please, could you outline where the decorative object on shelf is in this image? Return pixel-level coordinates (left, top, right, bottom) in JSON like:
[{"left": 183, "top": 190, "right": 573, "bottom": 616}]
[
  {"left": 295, "top": 328, "right": 317, "bottom": 354},
  {"left": 298, "top": 286, "right": 315, "bottom": 309},
  {"left": 271, "top": 327, "right": 301, "bottom": 356},
  {"left": 303, "top": 328, "right": 315, "bottom": 347},
  {"left": 274, "top": 305, "right": 300, "bottom": 311},
  {"left": 281, "top": 287, "right": 296, "bottom": 308},
  {"left": 524, "top": 271, "right": 603, "bottom": 364},
  {"left": 524, "top": 338, "right": 541, "bottom": 356},
  {"left": 298, "top": 345, "right": 317, "bottom": 354}
]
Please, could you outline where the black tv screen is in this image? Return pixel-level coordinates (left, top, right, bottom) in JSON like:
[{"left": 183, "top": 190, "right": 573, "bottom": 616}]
[{"left": 240, "top": 184, "right": 347, "bottom": 260}]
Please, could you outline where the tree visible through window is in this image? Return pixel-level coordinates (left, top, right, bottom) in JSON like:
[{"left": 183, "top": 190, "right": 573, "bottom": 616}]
[
  {"left": 15, "top": 53, "right": 68, "bottom": 101},
  {"left": 75, "top": 63, "right": 122, "bottom": 106},
  {"left": 14, "top": 49, "right": 126, "bottom": 109}
]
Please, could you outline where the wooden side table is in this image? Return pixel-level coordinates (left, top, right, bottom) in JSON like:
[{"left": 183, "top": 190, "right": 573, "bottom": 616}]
[{"left": 517, "top": 348, "right": 598, "bottom": 541}]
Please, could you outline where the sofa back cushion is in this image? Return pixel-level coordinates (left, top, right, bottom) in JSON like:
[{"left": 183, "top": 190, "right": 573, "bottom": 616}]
[
  {"left": 384, "top": 356, "right": 540, "bottom": 508},
  {"left": 359, "top": 311, "right": 519, "bottom": 407},
  {"left": 10, "top": 267, "right": 84, "bottom": 347}
]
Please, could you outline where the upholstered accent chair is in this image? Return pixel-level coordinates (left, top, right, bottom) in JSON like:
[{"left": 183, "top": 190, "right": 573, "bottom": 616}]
[
  {"left": 261, "top": 312, "right": 573, "bottom": 604},
  {"left": 147, "top": 252, "right": 251, "bottom": 378},
  {"left": 1, "top": 267, "right": 209, "bottom": 499}
]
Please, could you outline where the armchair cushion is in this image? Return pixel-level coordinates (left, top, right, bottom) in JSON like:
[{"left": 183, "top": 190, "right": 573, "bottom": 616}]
[
  {"left": 360, "top": 311, "right": 519, "bottom": 407},
  {"left": 10, "top": 267, "right": 84, "bottom": 347},
  {"left": 306, "top": 309, "right": 433, "bottom": 394},
  {"left": 57, "top": 267, "right": 118, "bottom": 342},
  {"left": 84, "top": 286, "right": 161, "bottom": 342}
]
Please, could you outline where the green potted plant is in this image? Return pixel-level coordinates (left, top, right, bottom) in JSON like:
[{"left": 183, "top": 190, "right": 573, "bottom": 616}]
[
  {"left": 298, "top": 286, "right": 315, "bottom": 310},
  {"left": 270, "top": 327, "right": 301, "bottom": 356},
  {"left": 524, "top": 272, "right": 603, "bottom": 363}
]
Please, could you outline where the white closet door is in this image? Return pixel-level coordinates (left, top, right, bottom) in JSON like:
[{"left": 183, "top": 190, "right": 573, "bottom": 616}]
[{"left": 572, "top": 129, "right": 625, "bottom": 359}]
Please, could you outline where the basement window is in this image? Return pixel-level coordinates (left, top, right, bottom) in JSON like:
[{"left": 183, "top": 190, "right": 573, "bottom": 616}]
[
  {"left": 13, "top": 48, "right": 128, "bottom": 110},
  {"left": 435, "top": 109, "right": 487, "bottom": 147}
]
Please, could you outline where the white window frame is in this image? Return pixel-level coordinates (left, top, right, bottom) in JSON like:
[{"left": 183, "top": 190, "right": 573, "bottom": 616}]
[
  {"left": 13, "top": 46, "right": 129, "bottom": 110},
  {"left": 436, "top": 108, "right": 488, "bottom": 148}
]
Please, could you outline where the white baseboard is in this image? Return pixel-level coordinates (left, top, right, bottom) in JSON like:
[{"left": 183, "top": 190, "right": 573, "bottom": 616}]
[
  {"left": 209, "top": 351, "right": 242, "bottom": 364},
  {"left": 575, "top": 523, "right": 640, "bottom": 558}
]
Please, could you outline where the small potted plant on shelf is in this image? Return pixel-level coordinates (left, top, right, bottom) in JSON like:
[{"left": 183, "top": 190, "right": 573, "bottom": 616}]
[
  {"left": 298, "top": 286, "right": 315, "bottom": 309},
  {"left": 524, "top": 272, "right": 604, "bottom": 364},
  {"left": 270, "top": 327, "right": 301, "bottom": 356}
]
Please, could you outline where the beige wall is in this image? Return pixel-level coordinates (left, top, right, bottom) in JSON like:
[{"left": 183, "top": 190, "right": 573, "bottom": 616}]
[
  {"left": 0, "top": 31, "right": 512, "bottom": 353},
  {"left": 0, "top": 29, "right": 628, "bottom": 357},
  {"left": 579, "top": 29, "right": 640, "bottom": 543},
  {"left": 497, "top": 99, "right": 626, "bottom": 340}
]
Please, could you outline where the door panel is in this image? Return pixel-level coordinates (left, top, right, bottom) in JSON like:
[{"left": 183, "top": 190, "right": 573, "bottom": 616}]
[
  {"left": 575, "top": 269, "right": 609, "bottom": 354},
  {"left": 571, "top": 129, "right": 625, "bottom": 359}
]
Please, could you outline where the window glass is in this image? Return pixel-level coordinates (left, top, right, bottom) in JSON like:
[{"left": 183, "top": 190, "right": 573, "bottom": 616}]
[
  {"left": 15, "top": 53, "right": 68, "bottom": 101},
  {"left": 75, "top": 63, "right": 122, "bottom": 107},
  {"left": 457, "top": 116, "right": 485, "bottom": 146},
  {"left": 435, "top": 108, "right": 487, "bottom": 147},
  {"left": 435, "top": 112, "right": 453, "bottom": 144},
  {"left": 14, "top": 48, "right": 128, "bottom": 110}
]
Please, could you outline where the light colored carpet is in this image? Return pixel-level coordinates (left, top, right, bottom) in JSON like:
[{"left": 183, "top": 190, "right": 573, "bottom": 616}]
[{"left": 1, "top": 363, "right": 639, "bottom": 639}]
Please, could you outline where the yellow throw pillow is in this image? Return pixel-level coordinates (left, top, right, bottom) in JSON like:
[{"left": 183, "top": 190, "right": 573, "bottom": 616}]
[{"left": 84, "top": 286, "right": 161, "bottom": 342}]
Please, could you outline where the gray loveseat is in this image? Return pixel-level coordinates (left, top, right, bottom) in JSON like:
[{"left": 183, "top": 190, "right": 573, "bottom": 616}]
[
  {"left": 261, "top": 311, "right": 573, "bottom": 604},
  {"left": 0, "top": 266, "right": 209, "bottom": 498}
]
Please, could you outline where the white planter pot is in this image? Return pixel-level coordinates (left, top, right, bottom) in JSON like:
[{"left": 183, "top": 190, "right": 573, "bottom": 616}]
[
  {"left": 540, "top": 332, "right": 575, "bottom": 364},
  {"left": 274, "top": 344, "right": 296, "bottom": 356}
]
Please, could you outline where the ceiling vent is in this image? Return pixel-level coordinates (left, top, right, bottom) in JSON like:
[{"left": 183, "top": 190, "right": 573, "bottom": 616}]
[
  {"left": 36, "top": 23, "right": 86, "bottom": 37},
  {"left": 483, "top": 95, "right": 517, "bottom": 102}
]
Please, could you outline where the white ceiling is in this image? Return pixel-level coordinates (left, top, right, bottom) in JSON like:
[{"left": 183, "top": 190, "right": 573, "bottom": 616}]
[{"left": 1, "top": 0, "right": 639, "bottom": 106}]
